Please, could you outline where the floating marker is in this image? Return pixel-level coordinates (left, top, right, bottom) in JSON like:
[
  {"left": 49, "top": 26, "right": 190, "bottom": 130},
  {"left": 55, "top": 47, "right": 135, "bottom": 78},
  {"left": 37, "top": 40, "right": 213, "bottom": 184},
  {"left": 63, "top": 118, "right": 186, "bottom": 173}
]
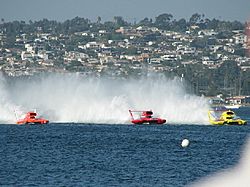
[{"left": 181, "top": 139, "right": 189, "bottom": 147}]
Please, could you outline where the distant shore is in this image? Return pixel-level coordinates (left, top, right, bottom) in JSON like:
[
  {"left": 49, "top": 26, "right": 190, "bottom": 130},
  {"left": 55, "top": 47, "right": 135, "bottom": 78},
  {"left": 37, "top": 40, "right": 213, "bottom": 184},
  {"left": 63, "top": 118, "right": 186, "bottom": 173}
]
[{"left": 212, "top": 104, "right": 250, "bottom": 108}]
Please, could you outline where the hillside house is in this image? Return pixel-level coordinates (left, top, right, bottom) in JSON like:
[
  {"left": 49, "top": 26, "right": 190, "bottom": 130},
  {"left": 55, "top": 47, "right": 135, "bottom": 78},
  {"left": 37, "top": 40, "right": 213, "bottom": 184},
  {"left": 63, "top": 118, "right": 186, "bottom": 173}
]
[
  {"left": 176, "top": 46, "right": 196, "bottom": 54},
  {"left": 64, "top": 51, "right": 89, "bottom": 62},
  {"left": 149, "top": 58, "right": 163, "bottom": 64},
  {"left": 161, "top": 54, "right": 180, "bottom": 61},
  {"left": 198, "top": 30, "right": 218, "bottom": 36}
]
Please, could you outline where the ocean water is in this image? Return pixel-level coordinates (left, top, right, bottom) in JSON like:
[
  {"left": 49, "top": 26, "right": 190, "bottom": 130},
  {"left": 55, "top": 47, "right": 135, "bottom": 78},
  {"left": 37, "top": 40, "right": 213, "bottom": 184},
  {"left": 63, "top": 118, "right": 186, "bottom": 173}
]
[{"left": 1, "top": 108, "right": 250, "bottom": 187}]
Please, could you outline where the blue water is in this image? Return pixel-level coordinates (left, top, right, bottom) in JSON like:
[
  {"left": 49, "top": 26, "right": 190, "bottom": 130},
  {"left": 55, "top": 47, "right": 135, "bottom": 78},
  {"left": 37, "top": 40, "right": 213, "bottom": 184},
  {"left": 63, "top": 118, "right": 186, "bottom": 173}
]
[{"left": 1, "top": 108, "right": 250, "bottom": 187}]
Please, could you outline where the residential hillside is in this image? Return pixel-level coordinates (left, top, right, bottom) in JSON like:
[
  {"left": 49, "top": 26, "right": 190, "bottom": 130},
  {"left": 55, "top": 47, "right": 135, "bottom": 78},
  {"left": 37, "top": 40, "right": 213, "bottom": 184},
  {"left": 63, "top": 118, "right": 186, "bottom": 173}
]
[{"left": 0, "top": 14, "right": 250, "bottom": 101}]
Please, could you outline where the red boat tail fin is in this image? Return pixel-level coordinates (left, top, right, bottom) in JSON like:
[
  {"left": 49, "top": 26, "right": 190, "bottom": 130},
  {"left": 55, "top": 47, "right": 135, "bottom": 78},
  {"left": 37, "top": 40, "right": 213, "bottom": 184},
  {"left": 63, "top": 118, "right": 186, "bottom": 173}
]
[
  {"left": 129, "top": 110, "right": 135, "bottom": 121},
  {"left": 14, "top": 110, "right": 19, "bottom": 121}
]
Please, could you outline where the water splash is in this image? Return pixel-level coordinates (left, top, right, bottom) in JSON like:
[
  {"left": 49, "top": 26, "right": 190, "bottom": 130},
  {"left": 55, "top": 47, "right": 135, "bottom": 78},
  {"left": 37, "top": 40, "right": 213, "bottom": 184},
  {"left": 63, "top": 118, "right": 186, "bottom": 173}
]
[
  {"left": 0, "top": 72, "right": 20, "bottom": 123},
  {"left": 0, "top": 73, "right": 210, "bottom": 124}
]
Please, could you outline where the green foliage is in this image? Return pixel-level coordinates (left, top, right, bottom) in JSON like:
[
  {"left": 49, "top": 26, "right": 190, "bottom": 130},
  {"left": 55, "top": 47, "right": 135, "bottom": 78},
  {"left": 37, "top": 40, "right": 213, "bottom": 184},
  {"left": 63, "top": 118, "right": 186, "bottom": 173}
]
[
  {"left": 124, "top": 46, "right": 137, "bottom": 55},
  {"left": 234, "top": 48, "right": 247, "bottom": 57},
  {"left": 53, "top": 60, "right": 64, "bottom": 67},
  {"left": 137, "top": 17, "right": 153, "bottom": 27},
  {"left": 85, "top": 50, "right": 97, "bottom": 58},
  {"left": 102, "top": 21, "right": 117, "bottom": 30},
  {"left": 190, "top": 38, "right": 207, "bottom": 48},
  {"left": 70, "top": 60, "right": 83, "bottom": 66},
  {"left": 216, "top": 31, "right": 231, "bottom": 39},
  {"left": 241, "top": 78, "right": 250, "bottom": 95},
  {"left": 231, "top": 20, "right": 244, "bottom": 30},
  {"left": 154, "top": 13, "right": 173, "bottom": 30},
  {"left": 171, "top": 18, "right": 187, "bottom": 32},
  {"left": 66, "top": 45, "right": 75, "bottom": 52},
  {"left": 3, "top": 36, "right": 15, "bottom": 48},
  {"left": 114, "top": 16, "right": 128, "bottom": 27},
  {"left": 217, "top": 60, "right": 240, "bottom": 78},
  {"left": 189, "top": 13, "right": 203, "bottom": 24}
]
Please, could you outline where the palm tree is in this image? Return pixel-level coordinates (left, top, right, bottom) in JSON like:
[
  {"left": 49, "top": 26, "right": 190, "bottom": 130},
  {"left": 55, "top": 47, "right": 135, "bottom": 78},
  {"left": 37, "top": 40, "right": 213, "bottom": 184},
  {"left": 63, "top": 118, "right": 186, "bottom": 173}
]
[
  {"left": 97, "top": 16, "right": 101, "bottom": 25},
  {"left": 114, "top": 16, "right": 118, "bottom": 26}
]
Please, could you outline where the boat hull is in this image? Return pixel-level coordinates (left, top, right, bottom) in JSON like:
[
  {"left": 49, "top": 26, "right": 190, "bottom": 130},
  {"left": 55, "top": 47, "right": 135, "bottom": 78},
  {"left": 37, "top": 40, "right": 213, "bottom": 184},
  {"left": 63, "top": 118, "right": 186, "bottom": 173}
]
[
  {"left": 129, "top": 110, "right": 166, "bottom": 124},
  {"left": 15, "top": 111, "right": 49, "bottom": 125},
  {"left": 132, "top": 118, "right": 166, "bottom": 124},
  {"left": 16, "top": 120, "right": 49, "bottom": 125},
  {"left": 211, "top": 119, "right": 247, "bottom": 125}
]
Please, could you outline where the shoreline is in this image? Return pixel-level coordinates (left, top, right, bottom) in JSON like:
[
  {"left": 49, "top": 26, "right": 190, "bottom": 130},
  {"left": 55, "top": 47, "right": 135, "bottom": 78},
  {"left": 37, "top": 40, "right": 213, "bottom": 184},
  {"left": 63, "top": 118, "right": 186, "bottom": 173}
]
[{"left": 212, "top": 104, "right": 250, "bottom": 108}]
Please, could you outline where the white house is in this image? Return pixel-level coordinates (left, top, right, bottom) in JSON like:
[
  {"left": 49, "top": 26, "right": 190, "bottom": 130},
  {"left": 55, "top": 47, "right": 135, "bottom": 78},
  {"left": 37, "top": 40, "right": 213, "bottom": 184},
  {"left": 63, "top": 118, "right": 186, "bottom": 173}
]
[
  {"left": 232, "top": 33, "right": 247, "bottom": 44},
  {"left": 176, "top": 45, "right": 196, "bottom": 54},
  {"left": 149, "top": 58, "right": 163, "bottom": 64},
  {"left": 161, "top": 54, "right": 180, "bottom": 61},
  {"left": 21, "top": 51, "right": 33, "bottom": 60}
]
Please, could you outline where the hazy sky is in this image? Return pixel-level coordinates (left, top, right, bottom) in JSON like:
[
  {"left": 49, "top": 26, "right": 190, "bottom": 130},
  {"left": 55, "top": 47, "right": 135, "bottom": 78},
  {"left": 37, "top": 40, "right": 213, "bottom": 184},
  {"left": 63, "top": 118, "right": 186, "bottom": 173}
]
[{"left": 1, "top": 0, "right": 250, "bottom": 23}]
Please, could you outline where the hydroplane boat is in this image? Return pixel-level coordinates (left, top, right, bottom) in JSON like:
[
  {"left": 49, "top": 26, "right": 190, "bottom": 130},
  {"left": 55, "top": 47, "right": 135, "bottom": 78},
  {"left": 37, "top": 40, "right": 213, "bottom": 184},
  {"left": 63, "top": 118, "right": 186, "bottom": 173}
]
[
  {"left": 129, "top": 110, "right": 166, "bottom": 124},
  {"left": 207, "top": 109, "right": 247, "bottom": 125},
  {"left": 14, "top": 110, "right": 49, "bottom": 125}
]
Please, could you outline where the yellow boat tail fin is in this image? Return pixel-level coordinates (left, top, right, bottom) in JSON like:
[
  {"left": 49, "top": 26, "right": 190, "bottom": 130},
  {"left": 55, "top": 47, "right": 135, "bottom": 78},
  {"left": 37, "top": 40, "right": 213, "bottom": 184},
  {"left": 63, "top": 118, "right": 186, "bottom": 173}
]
[{"left": 207, "top": 109, "right": 213, "bottom": 123}]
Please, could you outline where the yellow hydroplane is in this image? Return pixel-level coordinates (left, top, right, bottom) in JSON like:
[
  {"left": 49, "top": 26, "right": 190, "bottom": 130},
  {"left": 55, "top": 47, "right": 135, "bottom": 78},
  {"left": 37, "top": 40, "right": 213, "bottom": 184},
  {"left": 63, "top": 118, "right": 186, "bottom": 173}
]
[{"left": 207, "top": 109, "right": 247, "bottom": 125}]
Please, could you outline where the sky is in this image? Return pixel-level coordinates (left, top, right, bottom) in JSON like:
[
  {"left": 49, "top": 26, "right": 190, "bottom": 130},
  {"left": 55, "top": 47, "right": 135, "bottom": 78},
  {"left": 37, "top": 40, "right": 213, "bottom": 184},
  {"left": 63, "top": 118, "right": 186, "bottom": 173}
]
[{"left": 1, "top": 0, "right": 250, "bottom": 24}]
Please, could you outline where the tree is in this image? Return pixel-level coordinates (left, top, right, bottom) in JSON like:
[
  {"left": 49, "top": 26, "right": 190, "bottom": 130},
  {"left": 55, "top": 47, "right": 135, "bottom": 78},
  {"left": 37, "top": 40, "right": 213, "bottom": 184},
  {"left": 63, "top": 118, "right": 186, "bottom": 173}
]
[
  {"left": 154, "top": 13, "right": 173, "bottom": 30},
  {"left": 231, "top": 20, "right": 244, "bottom": 30},
  {"left": 190, "top": 38, "right": 208, "bottom": 49},
  {"left": 241, "top": 78, "right": 250, "bottom": 95},
  {"left": 138, "top": 17, "right": 153, "bottom": 27},
  {"left": 103, "top": 21, "right": 116, "bottom": 30},
  {"left": 189, "top": 13, "right": 202, "bottom": 25},
  {"left": 114, "top": 16, "right": 126, "bottom": 27},
  {"left": 44, "top": 43, "right": 51, "bottom": 51},
  {"left": 66, "top": 45, "right": 74, "bottom": 52},
  {"left": 206, "top": 18, "right": 220, "bottom": 30},
  {"left": 3, "top": 36, "right": 16, "bottom": 48},
  {"left": 53, "top": 60, "right": 64, "bottom": 68},
  {"left": 172, "top": 18, "right": 187, "bottom": 31},
  {"left": 234, "top": 48, "right": 247, "bottom": 57},
  {"left": 124, "top": 46, "right": 137, "bottom": 55},
  {"left": 97, "top": 16, "right": 101, "bottom": 25},
  {"left": 216, "top": 60, "right": 240, "bottom": 89}
]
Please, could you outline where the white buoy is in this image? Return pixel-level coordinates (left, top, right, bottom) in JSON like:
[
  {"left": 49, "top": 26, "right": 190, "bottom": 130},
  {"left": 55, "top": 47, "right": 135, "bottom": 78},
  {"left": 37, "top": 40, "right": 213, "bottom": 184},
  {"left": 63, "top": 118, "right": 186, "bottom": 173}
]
[{"left": 181, "top": 139, "right": 190, "bottom": 147}]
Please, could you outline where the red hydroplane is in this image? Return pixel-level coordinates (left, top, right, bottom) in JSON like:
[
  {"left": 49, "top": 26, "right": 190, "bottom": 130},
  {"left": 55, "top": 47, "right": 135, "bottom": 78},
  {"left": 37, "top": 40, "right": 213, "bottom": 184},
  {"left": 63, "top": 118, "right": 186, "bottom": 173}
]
[
  {"left": 15, "top": 110, "right": 49, "bottom": 125},
  {"left": 129, "top": 110, "right": 166, "bottom": 124}
]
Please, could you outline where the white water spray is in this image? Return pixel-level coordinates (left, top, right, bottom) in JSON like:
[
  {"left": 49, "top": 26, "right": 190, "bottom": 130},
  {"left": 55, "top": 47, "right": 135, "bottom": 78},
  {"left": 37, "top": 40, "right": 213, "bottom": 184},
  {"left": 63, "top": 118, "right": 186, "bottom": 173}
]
[
  {"left": 0, "top": 73, "right": 210, "bottom": 124},
  {"left": 0, "top": 72, "right": 21, "bottom": 123}
]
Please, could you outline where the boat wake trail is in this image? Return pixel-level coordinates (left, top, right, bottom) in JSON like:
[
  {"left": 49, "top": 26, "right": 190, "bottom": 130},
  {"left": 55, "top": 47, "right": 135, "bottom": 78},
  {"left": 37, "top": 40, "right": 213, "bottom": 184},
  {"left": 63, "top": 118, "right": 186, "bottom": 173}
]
[{"left": 0, "top": 73, "right": 210, "bottom": 124}]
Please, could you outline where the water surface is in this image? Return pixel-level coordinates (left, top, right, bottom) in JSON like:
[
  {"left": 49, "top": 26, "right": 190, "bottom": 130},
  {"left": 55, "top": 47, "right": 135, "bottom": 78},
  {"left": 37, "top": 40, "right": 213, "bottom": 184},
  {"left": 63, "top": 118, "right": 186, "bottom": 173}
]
[{"left": 1, "top": 108, "right": 250, "bottom": 186}]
